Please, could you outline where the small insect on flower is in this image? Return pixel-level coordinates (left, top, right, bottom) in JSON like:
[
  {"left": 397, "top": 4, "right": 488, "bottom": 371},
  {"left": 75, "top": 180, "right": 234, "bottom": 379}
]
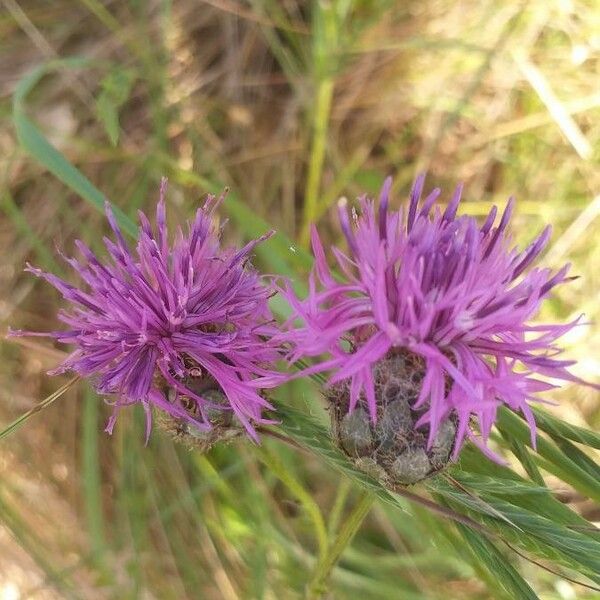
[
  {"left": 283, "top": 175, "right": 590, "bottom": 485},
  {"left": 9, "top": 179, "right": 283, "bottom": 450}
]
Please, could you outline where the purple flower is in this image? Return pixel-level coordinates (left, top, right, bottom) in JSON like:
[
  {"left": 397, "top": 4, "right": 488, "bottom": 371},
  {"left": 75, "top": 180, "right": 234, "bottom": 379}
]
[
  {"left": 283, "top": 175, "right": 592, "bottom": 463},
  {"left": 10, "top": 179, "right": 282, "bottom": 441}
]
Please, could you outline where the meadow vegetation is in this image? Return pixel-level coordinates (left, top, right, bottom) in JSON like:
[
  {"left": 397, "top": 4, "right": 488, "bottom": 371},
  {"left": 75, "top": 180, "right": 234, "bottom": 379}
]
[{"left": 1, "top": 1, "right": 599, "bottom": 598}]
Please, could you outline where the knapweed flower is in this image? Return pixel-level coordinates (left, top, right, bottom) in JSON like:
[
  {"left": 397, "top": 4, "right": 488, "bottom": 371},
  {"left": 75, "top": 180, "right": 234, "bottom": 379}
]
[
  {"left": 10, "top": 179, "right": 282, "bottom": 448},
  {"left": 283, "top": 175, "right": 587, "bottom": 484}
]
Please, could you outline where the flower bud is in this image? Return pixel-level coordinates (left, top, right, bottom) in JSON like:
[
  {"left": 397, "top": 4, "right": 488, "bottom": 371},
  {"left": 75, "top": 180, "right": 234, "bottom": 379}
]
[
  {"left": 156, "top": 366, "right": 243, "bottom": 452},
  {"left": 328, "top": 351, "right": 457, "bottom": 486}
]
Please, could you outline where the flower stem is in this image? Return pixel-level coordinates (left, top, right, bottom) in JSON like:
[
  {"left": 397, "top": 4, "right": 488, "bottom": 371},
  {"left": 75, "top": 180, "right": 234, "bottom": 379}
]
[{"left": 306, "top": 491, "right": 374, "bottom": 599}]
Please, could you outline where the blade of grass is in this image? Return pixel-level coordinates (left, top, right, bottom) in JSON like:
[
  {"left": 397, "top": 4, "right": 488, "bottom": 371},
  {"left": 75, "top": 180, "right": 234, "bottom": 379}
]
[
  {"left": 13, "top": 58, "right": 137, "bottom": 237},
  {"left": 423, "top": 510, "right": 514, "bottom": 600},
  {"left": 531, "top": 406, "right": 600, "bottom": 450},
  {"left": 248, "top": 0, "right": 307, "bottom": 86},
  {"left": 0, "top": 491, "right": 82, "bottom": 599},
  {"left": 14, "top": 114, "right": 137, "bottom": 237},
  {"left": 306, "top": 491, "right": 375, "bottom": 599},
  {"left": 0, "top": 188, "right": 62, "bottom": 273},
  {"left": 0, "top": 376, "right": 79, "bottom": 440},
  {"left": 300, "top": 0, "right": 339, "bottom": 245},
  {"left": 454, "top": 449, "right": 598, "bottom": 537},
  {"left": 496, "top": 407, "right": 600, "bottom": 504},
  {"left": 503, "top": 434, "right": 546, "bottom": 486},
  {"left": 115, "top": 414, "right": 145, "bottom": 594},
  {"left": 430, "top": 480, "right": 600, "bottom": 584},
  {"left": 326, "top": 478, "right": 352, "bottom": 535},
  {"left": 454, "top": 521, "right": 539, "bottom": 600},
  {"left": 81, "top": 387, "right": 109, "bottom": 576},
  {"left": 551, "top": 436, "right": 600, "bottom": 481},
  {"left": 255, "top": 444, "right": 328, "bottom": 560},
  {"left": 446, "top": 473, "right": 547, "bottom": 496}
]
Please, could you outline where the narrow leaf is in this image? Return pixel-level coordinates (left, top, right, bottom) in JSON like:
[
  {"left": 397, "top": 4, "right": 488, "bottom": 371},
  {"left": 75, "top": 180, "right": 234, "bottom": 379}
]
[
  {"left": 455, "top": 523, "right": 539, "bottom": 600},
  {"left": 532, "top": 406, "right": 600, "bottom": 450},
  {"left": 96, "top": 67, "right": 135, "bottom": 145}
]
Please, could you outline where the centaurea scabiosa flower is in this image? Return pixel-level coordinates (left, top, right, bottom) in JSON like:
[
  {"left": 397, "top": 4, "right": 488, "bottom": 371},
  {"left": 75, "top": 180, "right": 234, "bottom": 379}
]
[
  {"left": 283, "top": 175, "right": 589, "bottom": 484},
  {"left": 9, "top": 180, "right": 282, "bottom": 449}
]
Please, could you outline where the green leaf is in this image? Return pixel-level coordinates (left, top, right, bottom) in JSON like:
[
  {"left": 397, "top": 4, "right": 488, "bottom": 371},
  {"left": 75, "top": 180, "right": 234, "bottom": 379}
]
[
  {"left": 453, "top": 460, "right": 596, "bottom": 537},
  {"left": 503, "top": 435, "right": 546, "bottom": 486},
  {"left": 431, "top": 479, "right": 600, "bottom": 584},
  {"left": 551, "top": 436, "right": 600, "bottom": 481},
  {"left": 12, "top": 58, "right": 137, "bottom": 238},
  {"left": 14, "top": 112, "right": 137, "bottom": 237},
  {"left": 497, "top": 407, "right": 600, "bottom": 504},
  {"left": 449, "top": 472, "right": 547, "bottom": 496},
  {"left": 95, "top": 67, "right": 135, "bottom": 145},
  {"left": 429, "top": 516, "right": 514, "bottom": 600},
  {"left": 277, "top": 403, "right": 600, "bottom": 589},
  {"left": 12, "top": 57, "right": 92, "bottom": 106},
  {"left": 454, "top": 523, "right": 539, "bottom": 600},
  {"left": 531, "top": 406, "right": 600, "bottom": 450}
]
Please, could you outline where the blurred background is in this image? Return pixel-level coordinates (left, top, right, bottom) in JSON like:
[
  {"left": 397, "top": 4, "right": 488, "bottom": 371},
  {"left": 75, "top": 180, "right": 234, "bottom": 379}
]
[{"left": 1, "top": 1, "right": 599, "bottom": 598}]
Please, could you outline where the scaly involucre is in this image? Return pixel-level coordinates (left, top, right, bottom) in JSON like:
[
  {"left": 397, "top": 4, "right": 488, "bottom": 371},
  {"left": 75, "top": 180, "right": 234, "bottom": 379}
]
[
  {"left": 11, "top": 180, "right": 281, "bottom": 439},
  {"left": 283, "top": 175, "right": 586, "bottom": 460}
]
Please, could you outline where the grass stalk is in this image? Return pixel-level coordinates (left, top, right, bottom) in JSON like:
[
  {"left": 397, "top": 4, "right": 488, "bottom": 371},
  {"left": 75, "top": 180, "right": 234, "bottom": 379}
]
[
  {"left": 0, "top": 376, "right": 79, "bottom": 440},
  {"left": 255, "top": 445, "right": 329, "bottom": 559},
  {"left": 306, "top": 491, "right": 374, "bottom": 599},
  {"left": 301, "top": 77, "right": 335, "bottom": 246}
]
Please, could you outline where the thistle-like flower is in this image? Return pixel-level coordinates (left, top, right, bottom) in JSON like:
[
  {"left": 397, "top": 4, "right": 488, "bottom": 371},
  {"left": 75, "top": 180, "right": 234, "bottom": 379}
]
[
  {"left": 10, "top": 180, "right": 282, "bottom": 447},
  {"left": 283, "top": 175, "right": 587, "bottom": 483}
]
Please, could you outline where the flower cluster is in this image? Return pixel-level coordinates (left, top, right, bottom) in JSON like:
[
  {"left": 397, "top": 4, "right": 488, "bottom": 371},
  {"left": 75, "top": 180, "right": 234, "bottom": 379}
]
[
  {"left": 10, "top": 180, "right": 281, "bottom": 441},
  {"left": 282, "top": 175, "right": 585, "bottom": 463},
  {"left": 10, "top": 174, "right": 592, "bottom": 469}
]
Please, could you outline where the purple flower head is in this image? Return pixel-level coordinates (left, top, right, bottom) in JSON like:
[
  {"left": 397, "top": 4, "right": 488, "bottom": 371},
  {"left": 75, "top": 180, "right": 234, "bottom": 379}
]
[
  {"left": 283, "top": 175, "right": 592, "bottom": 465},
  {"left": 10, "top": 179, "right": 282, "bottom": 442}
]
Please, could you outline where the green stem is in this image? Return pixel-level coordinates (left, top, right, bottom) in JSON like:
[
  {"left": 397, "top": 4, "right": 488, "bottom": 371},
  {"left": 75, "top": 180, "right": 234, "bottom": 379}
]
[
  {"left": 327, "top": 478, "right": 352, "bottom": 535},
  {"left": 301, "top": 77, "right": 334, "bottom": 246},
  {"left": 306, "top": 491, "right": 374, "bottom": 599},
  {"left": 255, "top": 445, "right": 328, "bottom": 559}
]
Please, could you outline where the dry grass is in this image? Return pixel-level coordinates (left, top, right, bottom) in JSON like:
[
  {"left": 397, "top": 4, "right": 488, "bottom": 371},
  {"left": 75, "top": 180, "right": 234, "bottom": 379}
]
[{"left": 0, "top": 1, "right": 599, "bottom": 598}]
